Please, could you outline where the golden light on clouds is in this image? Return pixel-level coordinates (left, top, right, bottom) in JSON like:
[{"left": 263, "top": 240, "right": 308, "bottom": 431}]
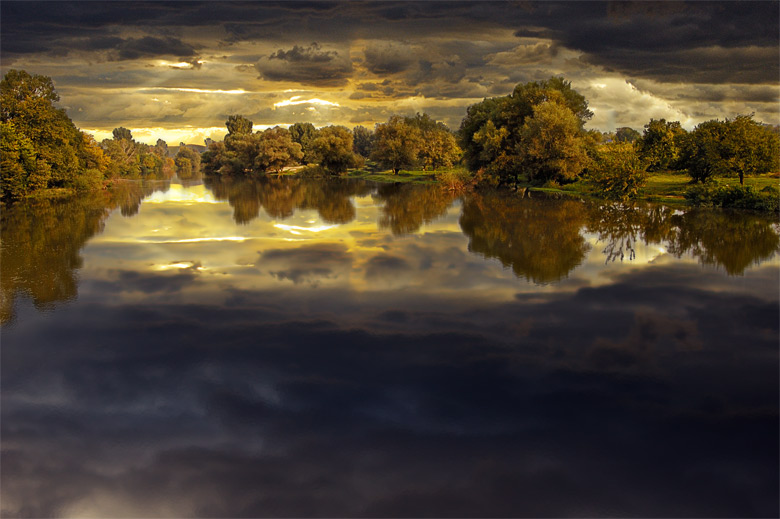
[
  {"left": 3, "top": 2, "right": 775, "bottom": 144},
  {"left": 273, "top": 96, "right": 341, "bottom": 108}
]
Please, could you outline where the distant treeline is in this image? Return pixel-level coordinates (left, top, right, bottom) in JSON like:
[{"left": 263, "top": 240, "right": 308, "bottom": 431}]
[{"left": 2, "top": 69, "right": 778, "bottom": 203}]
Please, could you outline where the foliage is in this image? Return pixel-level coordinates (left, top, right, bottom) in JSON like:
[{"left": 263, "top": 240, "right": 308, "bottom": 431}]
[
  {"left": 309, "top": 125, "right": 362, "bottom": 174},
  {"left": 371, "top": 116, "right": 423, "bottom": 174},
  {"left": 175, "top": 144, "right": 202, "bottom": 179},
  {"left": 588, "top": 142, "right": 648, "bottom": 201},
  {"left": 352, "top": 125, "right": 373, "bottom": 158},
  {"left": 519, "top": 100, "right": 589, "bottom": 184},
  {"left": 459, "top": 77, "right": 592, "bottom": 184},
  {"left": 256, "top": 127, "right": 303, "bottom": 174},
  {"left": 0, "top": 69, "right": 115, "bottom": 198},
  {"left": 404, "top": 113, "right": 462, "bottom": 170},
  {"left": 679, "top": 115, "right": 780, "bottom": 184},
  {"left": 101, "top": 127, "right": 167, "bottom": 180},
  {"left": 289, "top": 122, "right": 317, "bottom": 163},
  {"left": 638, "top": 118, "right": 687, "bottom": 171},
  {"left": 203, "top": 118, "right": 303, "bottom": 176},
  {"left": 684, "top": 181, "right": 779, "bottom": 212},
  {"left": 1, "top": 121, "right": 48, "bottom": 199},
  {"left": 615, "top": 127, "right": 641, "bottom": 143},
  {"left": 226, "top": 114, "right": 253, "bottom": 136}
]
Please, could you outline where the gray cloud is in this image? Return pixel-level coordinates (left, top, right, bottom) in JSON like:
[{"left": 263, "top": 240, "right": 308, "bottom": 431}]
[{"left": 255, "top": 42, "right": 352, "bottom": 86}]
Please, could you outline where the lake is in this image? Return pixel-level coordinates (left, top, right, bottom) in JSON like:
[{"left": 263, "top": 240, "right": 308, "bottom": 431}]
[{"left": 2, "top": 177, "right": 778, "bottom": 517}]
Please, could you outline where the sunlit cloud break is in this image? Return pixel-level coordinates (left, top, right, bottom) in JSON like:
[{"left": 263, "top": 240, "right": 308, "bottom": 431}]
[
  {"left": 141, "top": 87, "right": 250, "bottom": 95},
  {"left": 273, "top": 96, "right": 340, "bottom": 108}
]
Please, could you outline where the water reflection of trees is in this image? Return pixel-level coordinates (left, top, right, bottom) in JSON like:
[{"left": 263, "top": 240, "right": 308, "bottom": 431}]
[
  {"left": 1, "top": 180, "right": 170, "bottom": 324},
  {"left": 459, "top": 191, "right": 591, "bottom": 284},
  {"left": 372, "top": 183, "right": 458, "bottom": 235},
  {"left": 204, "top": 176, "right": 373, "bottom": 225},
  {"left": 586, "top": 203, "right": 780, "bottom": 275},
  {"left": 666, "top": 210, "right": 779, "bottom": 275}
]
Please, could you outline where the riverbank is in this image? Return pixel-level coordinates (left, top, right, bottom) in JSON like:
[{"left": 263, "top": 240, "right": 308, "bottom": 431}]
[{"left": 342, "top": 164, "right": 779, "bottom": 210}]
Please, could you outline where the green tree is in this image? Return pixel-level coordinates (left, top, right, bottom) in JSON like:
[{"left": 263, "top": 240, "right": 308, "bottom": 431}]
[
  {"left": 310, "top": 125, "right": 362, "bottom": 174},
  {"left": 1, "top": 121, "right": 48, "bottom": 199},
  {"left": 1, "top": 69, "right": 97, "bottom": 195},
  {"left": 459, "top": 77, "right": 592, "bottom": 184},
  {"left": 680, "top": 115, "right": 780, "bottom": 184},
  {"left": 352, "top": 125, "right": 373, "bottom": 158},
  {"left": 638, "top": 119, "right": 687, "bottom": 171},
  {"left": 175, "top": 144, "right": 202, "bottom": 179},
  {"left": 255, "top": 127, "right": 303, "bottom": 175},
  {"left": 615, "top": 127, "right": 641, "bottom": 143},
  {"left": 226, "top": 114, "right": 253, "bottom": 136},
  {"left": 371, "top": 116, "right": 422, "bottom": 174},
  {"left": 289, "top": 122, "right": 317, "bottom": 163},
  {"left": 175, "top": 156, "right": 192, "bottom": 178},
  {"left": 519, "top": 101, "right": 589, "bottom": 184},
  {"left": 588, "top": 142, "right": 648, "bottom": 200}
]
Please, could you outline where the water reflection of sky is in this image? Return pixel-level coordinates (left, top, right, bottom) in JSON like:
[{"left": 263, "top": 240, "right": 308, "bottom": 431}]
[{"left": 2, "top": 180, "right": 778, "bottom": 517}]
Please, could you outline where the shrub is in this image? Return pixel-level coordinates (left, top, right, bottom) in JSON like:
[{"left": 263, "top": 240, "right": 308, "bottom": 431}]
[
  {"left": 588, "top": 143, "right": 648, "bottom": 201},
  {"left": 70, "top": 168, "right": 104, "bottom": 192},
  {"left": 684, "top": 181, "right": 780, "bottom": 212}
]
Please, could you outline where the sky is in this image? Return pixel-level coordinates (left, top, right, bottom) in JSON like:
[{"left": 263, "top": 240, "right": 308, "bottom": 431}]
[{"left": 1, "top": 0, "right": 778, "bottom": 145}]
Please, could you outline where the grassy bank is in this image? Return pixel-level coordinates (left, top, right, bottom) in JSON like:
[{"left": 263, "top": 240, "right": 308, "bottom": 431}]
[{"left": 338, "top": 163, "right": 779, "bottom": 211}]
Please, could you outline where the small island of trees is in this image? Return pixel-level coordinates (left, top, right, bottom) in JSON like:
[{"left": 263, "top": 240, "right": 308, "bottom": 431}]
[{"left": 2, "top": 69, "right": 778, "bottom": 211}]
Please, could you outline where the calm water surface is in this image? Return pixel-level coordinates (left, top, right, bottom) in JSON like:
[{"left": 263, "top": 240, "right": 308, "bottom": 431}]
[{"left": 2, "top": 178, "right": 778, "bottom": 517}]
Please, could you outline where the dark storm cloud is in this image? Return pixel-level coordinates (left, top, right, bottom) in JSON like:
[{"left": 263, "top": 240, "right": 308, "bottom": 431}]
[
  {"left": 2, "top": 262, "right": 778, "bottom": 516},
  {"left": 255, "top": 42, "right": 352, "bottom": 86},
  {"left": 3, "top": 1, "right": 778, "bottom": 92},
  {"left": 511, "top": 1, "right": 779, "bottom": 84},
  {"left": 364, "top": 43, "right": 416, "bottom": 74}
]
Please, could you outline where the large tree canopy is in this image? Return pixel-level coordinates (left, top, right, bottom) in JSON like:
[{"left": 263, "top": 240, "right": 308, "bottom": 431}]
[
  {"left": 459, "top": 77, "right": 592, "bottom": 184},
  {"left": 1, "top": 69, "right": 111, "bottom": 198}
]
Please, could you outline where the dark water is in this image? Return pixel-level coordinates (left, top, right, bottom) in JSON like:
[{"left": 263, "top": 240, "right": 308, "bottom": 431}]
[{"left": 2, "top": 178, "right": 778, "bottom": 517}]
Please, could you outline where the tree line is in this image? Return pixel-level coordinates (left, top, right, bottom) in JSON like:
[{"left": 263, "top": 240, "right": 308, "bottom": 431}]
[
  {"left": 1, "top": 70, "right": 209, "bottom": 199},
  {"left": 201, "top": 112, "right": 461, "bottom": 177},
  {"left": 2, "top": 68, "right": 778, "bottom": 203}
]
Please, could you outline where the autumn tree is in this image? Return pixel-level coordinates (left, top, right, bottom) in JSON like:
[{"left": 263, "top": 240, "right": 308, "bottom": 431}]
[
  {"left": 405, "top": 113, "right": 461, "bottom": 170},
  {"left": 255, "top": 127, "right": 303, "bottom": 175},
  {"left": 309, "top": 125, "right": 362, "bottom": 174},
  {"left": 289, "top": 122, "right": 317, "bottom": 163},
  {"left": 371, "top": 116, "right": 422, "bottom": 174},
  {"left": 459, "top": 77, "right": 592, "bottom": 184},
  {"left": 175, "top": 143, "right": 202, "bottom": 179},
  {"left": 519, "top": 100, "right": 589, "bottom": 184},
  {"left": 1, "top": 69, "right": 109, "bottom": 197},
  {"left": 588, "top": 142, "right": 648, "bottom": 200}
]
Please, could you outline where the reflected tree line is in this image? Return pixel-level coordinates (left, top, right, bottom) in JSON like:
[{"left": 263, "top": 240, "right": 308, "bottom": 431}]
[
  {"left": 3, "top": 179, "right": 778, "bottom": 323},
  {"left": 1, "top": 180, "right": 170, "bottom": 323}
]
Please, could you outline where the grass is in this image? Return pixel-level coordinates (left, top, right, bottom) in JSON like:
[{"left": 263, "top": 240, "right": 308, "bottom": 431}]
[
  {"left": 345, "top": 161, "right": 453, "bottom": 184},
  {"left": 515, "top": 170, "right": 779, "bottom": 207}
]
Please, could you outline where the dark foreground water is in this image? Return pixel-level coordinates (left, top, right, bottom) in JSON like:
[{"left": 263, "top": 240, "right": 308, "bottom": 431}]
[{"left": 2, "top": 177, "right": 778, "bottom": 517}]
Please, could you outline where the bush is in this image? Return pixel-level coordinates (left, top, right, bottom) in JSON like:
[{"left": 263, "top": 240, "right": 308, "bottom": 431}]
[
  {"left": 588, "top": 143, "right": 648, "bottom": 201},
  {"left": 70, "top": 168, "right": 104, "bottom": 192},
  {"left": 684, "top": 181, "right": 780, "bottom": 212}
]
